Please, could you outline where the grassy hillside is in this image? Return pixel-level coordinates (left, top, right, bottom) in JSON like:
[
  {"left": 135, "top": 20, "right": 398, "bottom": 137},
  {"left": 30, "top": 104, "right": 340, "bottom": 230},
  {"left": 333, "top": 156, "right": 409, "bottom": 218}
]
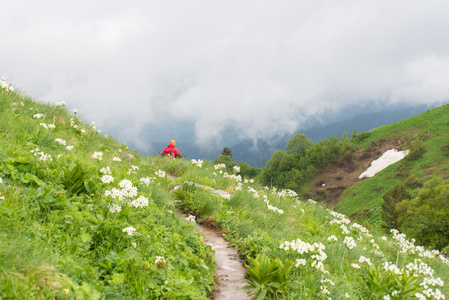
[
  {"left": 335, "top": 104, "right": 449, "bottom": 226},
  {"left": 0, "top": 79, "right": 215, "bottom": 299},
  {"left": 2, "top": 79, "right": 449, "bottom": 299}
]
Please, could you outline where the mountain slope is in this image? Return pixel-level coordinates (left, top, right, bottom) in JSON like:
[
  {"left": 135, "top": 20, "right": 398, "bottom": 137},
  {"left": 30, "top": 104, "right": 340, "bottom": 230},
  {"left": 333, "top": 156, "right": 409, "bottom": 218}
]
[
  {"left": 300, "top": 104, "right": 449, "bottom": 228},
  {"left": 2, "top": 79, "right": 449, "bottom": 299}
]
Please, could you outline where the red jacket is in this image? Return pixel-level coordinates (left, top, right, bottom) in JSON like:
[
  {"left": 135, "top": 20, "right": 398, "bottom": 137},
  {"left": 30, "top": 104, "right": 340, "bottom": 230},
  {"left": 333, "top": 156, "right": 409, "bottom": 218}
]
[{"left": 161, "top": 144, "right": 182, "bottom": 158}]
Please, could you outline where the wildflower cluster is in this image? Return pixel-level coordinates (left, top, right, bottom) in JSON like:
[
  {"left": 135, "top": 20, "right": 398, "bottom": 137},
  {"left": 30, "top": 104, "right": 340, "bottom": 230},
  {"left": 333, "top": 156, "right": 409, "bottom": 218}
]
[
  {"left": 127, "top": 164, "right": 139, "bottom": 174},
  {"left": 327, "top": 235, "right": 338, "bottom": 242},
  {"left": 343, "top": 236, "right": 357, "bottom": 249},
  {"left": 223, "top": 172, "right": 242, "bottom": 182},
  {"left": 113, "top": 156, "right": 121, "bottom": 162},
  {"left": 155, "top": 170, "right": 165, "bottom": 178},
  {"left": 276, "top": 188, "right": 298, "bottom": 198},
  {"left": 40, "top": 123, "right": 55, "bottom": 130},
  {"left": 101, "top": 175, "right": 114, "bottom": 184},
  {"left": 129, "top": 196, "right": 149, "bottom": 208},
  {"left": 30, "top": 148, "right": 52, "bottom": 161},
  {"left": 186, "top": 215, "right": 196, "bottom": 222},
  {"left": 280, "top": 239, "right": 328, "bottom": 273},
  {"left": 108, "top": 203, "right": 122, "bottom": 213},
  {"left": 140, "top": 177, "right": 155, "bottom": 186},
  {"left": 122, "top": 226, "right": 136, "bottom": 236},
  {"left": 33, "top": 113, "right": 44, "bottom": 119},
  {"left": 1, "top": 77, "right": 14, "bottom": 92},
  {"left": 214, "top": 163, "right": 226, "bottom": 170},
  {"left": 105, "top": 179, "right": 138, "bottom": 201},
  {"left": 320, "top": 278, "right": 335, "bottom": 295},
  {"left": 55, "top": 138, "right": 66, "bottom": 145},
  {"left": 191, "top": 159, "right": 203, "bottom": 167},
  {"left": 263, "top": 195, "right": 284, "bottom": 214},
  {"left": 248, "top": 187, "right": 259, "bottom": 198},
  {"left": 155, "top": 256, "right": 167, "bottom": 264},
  {"left": 390, "top": 229, "right": 442, "bottom": 259},
  {"left": 92, "top": 152, "right": 103, "bottom": 160},
  {"left": 100, "top": 166, "right": 111, "bottom": 175}
]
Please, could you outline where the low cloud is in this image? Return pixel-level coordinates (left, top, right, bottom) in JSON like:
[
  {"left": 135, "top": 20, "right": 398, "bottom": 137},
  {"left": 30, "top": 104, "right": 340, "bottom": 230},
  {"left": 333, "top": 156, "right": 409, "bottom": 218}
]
[{"left": 2, "top": 1, "right": 449, "bottom": 145}]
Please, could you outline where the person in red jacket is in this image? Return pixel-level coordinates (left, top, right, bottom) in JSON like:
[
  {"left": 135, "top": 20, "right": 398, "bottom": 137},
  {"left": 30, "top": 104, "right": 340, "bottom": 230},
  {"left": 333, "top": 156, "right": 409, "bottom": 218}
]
[{"left": 161, "top": 140, "right": 182, "bottom": 158}]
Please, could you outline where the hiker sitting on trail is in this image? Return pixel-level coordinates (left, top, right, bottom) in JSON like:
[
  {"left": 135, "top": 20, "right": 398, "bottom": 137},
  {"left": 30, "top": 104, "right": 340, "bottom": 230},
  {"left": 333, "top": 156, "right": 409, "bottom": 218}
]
[{"left": 161, "top": 140, "right": 182, "bottom": 158}]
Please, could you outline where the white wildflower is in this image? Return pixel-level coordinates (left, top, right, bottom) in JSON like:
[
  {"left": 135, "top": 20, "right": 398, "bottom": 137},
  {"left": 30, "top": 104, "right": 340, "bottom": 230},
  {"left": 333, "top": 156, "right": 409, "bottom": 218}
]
[
  {"left": 327, "top": 235, "right": 338, "bottom": 242},
  {"left": 101, "top": 175, "right": 114, "bottom": 184},
  {"left": 140, "top": 177, "right": 154, "bottom": 186},
  {"left": 122, "top": 226, "right": 136, "bottom": 236},
  {"left": 214, "top": 163, "right": 226, "bottom": 170},
  {"left": 108, "top": 203, "right": 121, "bottom": 213},
  {"left": 129, "top": 196, "right": 149, "bottom": 208},
  {"left": 100, "top": 167, "right": 111, "bottom": 175},
  {"left": 55, "top": 138, "right": 66, "bottom": 145},
  {"left": 92, "top": 152, "right": 103, "bottom": 160},
  {"left": 343, "top": 236, "right": 357, "bottom": 249},
  {"left": 155, "top": 170, "right": 165, "bottom": 178},
  {"left": 186, "top": 215, "right": 196, "bottom": 222},
  {"left": 191, "top": 159, "right": 203, "bottom": 167},
  {"left": 155, "top": 256, "right": 166, "bottom": 264},
  {"left": 295, "top": 259, "right": 307, "bottom": 267}
]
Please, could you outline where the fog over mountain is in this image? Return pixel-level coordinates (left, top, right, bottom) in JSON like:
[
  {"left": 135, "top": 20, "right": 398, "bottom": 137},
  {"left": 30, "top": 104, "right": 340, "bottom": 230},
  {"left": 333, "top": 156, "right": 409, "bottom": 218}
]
[
  {"left": 121, "top": 102, "right": 443, "bottom": 167},
  {"left": 2, "top": 1, "right": 449, "bottom": 155}
]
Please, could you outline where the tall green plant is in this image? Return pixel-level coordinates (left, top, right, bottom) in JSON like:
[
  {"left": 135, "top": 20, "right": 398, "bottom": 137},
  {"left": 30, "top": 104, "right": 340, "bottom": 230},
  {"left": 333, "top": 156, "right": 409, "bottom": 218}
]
[
  {"left": 60, "top": 161, "right": 95, "bottom": 196},
  {"left": 243, "top": 253, "right": 292, "bottom": 300}
]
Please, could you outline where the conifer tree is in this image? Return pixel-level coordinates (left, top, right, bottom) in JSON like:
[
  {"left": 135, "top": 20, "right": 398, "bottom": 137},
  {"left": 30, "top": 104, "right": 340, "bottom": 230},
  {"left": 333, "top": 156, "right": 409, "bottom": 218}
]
[{"left": 221, "top": 147, "right": 233, "bottom": 158}]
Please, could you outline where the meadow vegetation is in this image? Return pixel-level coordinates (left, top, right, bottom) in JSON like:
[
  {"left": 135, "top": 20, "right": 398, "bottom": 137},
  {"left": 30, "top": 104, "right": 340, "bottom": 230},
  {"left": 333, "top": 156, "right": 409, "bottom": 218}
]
[
  {"left": 0, "top": 79, "right": 215, "bottom": 299},
  {"left": 260, "top": 103, "right": 449, "bottom": 254},
  {"left": 2, "top": 78, "right": 449, "bottom": 299}
]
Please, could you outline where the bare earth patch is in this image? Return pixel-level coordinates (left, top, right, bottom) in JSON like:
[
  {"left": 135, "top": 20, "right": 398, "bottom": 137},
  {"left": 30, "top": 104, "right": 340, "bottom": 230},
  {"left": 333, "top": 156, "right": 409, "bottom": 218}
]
[{"left": 310, "top": 139, "right": 404, "bottom": 207}]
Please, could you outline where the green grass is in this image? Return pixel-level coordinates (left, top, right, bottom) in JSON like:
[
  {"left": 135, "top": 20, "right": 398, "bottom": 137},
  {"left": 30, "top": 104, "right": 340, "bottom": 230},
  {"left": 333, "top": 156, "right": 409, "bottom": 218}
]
[
  {"left": 336, "top": 104, "right": 449, "bottom": 226},
  {"left": 2, "top": 79, "right": 449, "bottom": 299},
  {"left": 0, "top": 84, "right": 215, "bottom": 299},
  {"left": 173, "top": 166, "right": 449, "bottom": 298}
]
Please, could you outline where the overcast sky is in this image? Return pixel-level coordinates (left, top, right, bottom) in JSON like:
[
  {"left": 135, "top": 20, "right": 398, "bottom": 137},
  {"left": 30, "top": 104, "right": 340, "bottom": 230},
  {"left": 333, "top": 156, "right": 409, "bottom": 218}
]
[{"left": 2, "top": 1, "right": 449, "bottom": 147}]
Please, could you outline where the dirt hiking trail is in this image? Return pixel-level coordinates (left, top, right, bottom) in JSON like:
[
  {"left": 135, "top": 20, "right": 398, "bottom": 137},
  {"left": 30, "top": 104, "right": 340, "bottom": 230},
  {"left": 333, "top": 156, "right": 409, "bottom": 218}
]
[
  {"left": 170, "top": 177, "right": 255, "bottom": 299},
  {"left": 196, "top": 222, "right": 256, "bottom": 300}
]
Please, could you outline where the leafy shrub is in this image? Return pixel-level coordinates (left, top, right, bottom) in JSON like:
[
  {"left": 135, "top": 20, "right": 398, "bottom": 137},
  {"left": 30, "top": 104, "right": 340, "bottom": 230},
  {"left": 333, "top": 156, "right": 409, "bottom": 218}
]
[
  {"left": 403, "top": 174, "right": 423, "bottom": 188},
  {"left": 354, "top": 131, "right": 371, "bottom": 141},
  {"left": 406, "top": 139, "right": 426, "bottom": 161}
]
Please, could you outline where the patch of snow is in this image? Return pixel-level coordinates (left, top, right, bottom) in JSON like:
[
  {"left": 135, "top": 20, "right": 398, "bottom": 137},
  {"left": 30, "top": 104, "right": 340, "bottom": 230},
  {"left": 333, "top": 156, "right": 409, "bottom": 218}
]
[{"left": 359, "top": 149, "right": 410, "bottom": 179}]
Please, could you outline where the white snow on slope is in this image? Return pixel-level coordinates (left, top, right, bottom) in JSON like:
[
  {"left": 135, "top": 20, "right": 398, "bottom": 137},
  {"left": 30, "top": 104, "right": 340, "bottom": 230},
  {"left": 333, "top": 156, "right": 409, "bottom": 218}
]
[{"left": 359, "top": 149, "right": 410, "bottom": 179}]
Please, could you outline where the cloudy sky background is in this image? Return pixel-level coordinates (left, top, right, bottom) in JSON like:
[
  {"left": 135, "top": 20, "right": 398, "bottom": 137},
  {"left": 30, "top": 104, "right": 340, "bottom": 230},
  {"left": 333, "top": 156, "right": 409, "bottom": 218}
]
[{"left": 2, "top": 1, "right": 449, "bottom": 149}]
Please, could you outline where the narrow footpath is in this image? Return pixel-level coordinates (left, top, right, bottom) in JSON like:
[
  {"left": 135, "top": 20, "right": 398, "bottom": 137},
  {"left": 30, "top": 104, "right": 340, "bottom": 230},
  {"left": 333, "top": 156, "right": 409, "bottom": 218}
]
[
  {"left": 171, "top": 177, "right": 255, "bottom": 299},
  {"left": 195, "top": 222, "right": 256, "bottom": 300}
]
